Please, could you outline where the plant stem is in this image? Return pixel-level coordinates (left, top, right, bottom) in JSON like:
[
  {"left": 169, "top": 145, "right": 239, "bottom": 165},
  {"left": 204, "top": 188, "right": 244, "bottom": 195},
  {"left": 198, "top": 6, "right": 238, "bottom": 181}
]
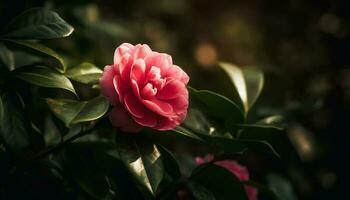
[{"left": 31, "top": 128, "right": 93, "bottom": 160}]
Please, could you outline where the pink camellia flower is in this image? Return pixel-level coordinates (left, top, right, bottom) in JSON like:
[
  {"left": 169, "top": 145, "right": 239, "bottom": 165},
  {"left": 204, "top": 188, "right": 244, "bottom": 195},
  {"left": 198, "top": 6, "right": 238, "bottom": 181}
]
[
  {"left": 100, "top": 43, "right": 189, "bottom": 133},
  {"left": 195, "top": 154, "right": 258, "bottom": 200}
]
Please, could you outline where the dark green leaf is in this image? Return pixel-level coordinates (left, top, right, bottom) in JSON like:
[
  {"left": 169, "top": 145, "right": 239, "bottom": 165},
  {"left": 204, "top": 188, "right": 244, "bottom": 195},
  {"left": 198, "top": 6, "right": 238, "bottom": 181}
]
[
  {"left": 46, "top": 96, "right": 109, "bottom": 127},
  {"left": 157, "top": 145, "right": 180, "bottom": 182},
  {"left": 6, "top": 40, "right": 66, "bottom": 72},
  {"left": 219, "top": 62, "right": 264, "bottom": 113},
  {"left": 0, "top": 89, "right": 30, "bottom": 153},
  {"left": 189, "top": 87, "right": 245, "bottom": 129},
  {"left": 170, "top": 125, "right": 204, "bottom": 141},
  {"left": 14, "top": 66, "right": 76, "bottom": 95},
  {"left": 201, "top": 135, "right": 280, "bottom": 157},
  {"left": 186, "top": 181, "right": 216, "bottom": 200},
  {"left": 244, "top": 180, "right": 280, "bottom": 200},
  {"left": 3, "top": 8, "right": 74, "bottom": 39},
  {"left": 267, "top": 174, "right": 298, "bottom": 200},
  {"left": 0, "top": 42, "right": 14, "bottom": 71},
  {"left": 191, "top": 163, "right": 249, "bottom": 200},
  {"left": 66, "top": 62, "right": 102, "bottom": 84},
  {"left": 71, "top": 96, "right": 109, "bottom": 124},
  {"left": 115, "top": 134, "right": 163, "bottom": 196},
  {"left": 238, "top": 126, "right": 291, "bottom": 158}
]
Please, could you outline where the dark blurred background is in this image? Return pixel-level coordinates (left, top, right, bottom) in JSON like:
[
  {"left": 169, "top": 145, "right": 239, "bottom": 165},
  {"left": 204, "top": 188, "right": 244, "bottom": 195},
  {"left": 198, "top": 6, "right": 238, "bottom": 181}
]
[{"left": 1, "top": 0, "right": 350, "bottom": 199}]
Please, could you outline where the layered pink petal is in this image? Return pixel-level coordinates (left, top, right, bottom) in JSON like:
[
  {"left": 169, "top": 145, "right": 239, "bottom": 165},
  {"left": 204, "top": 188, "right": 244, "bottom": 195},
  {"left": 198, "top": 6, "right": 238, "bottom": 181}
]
[
  {"left": 132, "top": 44, "right": 152, "bottom": 59},
  {"left": 118, "top": 54, "right": 134, "bottom": 83},
  {"left": 153, "top": 117, "right": 179, "bottom": 130},
  {"left": 124, "top": 92, "right": 145, "bottom": 118},
  {"left": 142, "top": 98, "right": 173, "bottom": 116},
  {"left": 114, "top": 43, "right": 133, "bottom": 64},
  {"left": 100, "top": 65, "right": 118, "bottom": 105},
  {"left": 102, "top": 43, "right": 189, "bottom": 133},
  {"left": 144, "top": 52, "right": 172, "bottom": 72},
  {"left": 156, "top": 79, "right": 185, "bottom": 99},
  {"left": 166, "top": 94, "right": 189, "bottom": 113},
  {"left": 113, "top": 76, "right": 126, "bottom": 102},
  {"left": 109, "top": 106, "right": 142, "bottom": 133},
  {"left": 130, "top": 58, "right": 146, "bottom": 85},
  {"left": 132, "top": 111, "right": 157, "bottom": 127},
  {"left": 164, "top": 65, "right": 189, "bottom": 84}
]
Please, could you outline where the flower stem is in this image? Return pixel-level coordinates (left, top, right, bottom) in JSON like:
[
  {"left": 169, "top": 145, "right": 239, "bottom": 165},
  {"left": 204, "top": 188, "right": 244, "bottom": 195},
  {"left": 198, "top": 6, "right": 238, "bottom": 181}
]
[{"left": 31, "top": 127, "right": 94, "bottom": 160}]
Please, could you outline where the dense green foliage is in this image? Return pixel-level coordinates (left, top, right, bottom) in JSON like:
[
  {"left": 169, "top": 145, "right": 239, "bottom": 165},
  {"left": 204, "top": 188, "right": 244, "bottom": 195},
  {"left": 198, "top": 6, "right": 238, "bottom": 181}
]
[{"left": 0, "top": 7, "right": 295, "bottom": 200}]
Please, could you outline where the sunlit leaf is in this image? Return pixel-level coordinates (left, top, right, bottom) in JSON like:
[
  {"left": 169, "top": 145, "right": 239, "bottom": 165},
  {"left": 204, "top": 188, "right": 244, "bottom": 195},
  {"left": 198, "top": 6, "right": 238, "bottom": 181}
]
[
  {"left": 3, "top": 8, "right": 74, "bottom": 39},
  {"left": 115, "top": 134, "right": 163, "bottom": 196},
  {"left": 14, "top": 66, "right": 76, "bottom": 95},
  {"left": 219, "top": 62, "right": 264, "bottom": 113},
  {"left": 71, "top": 96, "right": 109, "bottom": 124},
  {"left": 46, "top": 96, "right": 109, "bottom": 127},
  {"left": 0, "top": 42, "right": 14, "bottom": 71},
  {"left": 66, "top": 62, "right": 102, "bottom": 84},
  {"left": 5, "top": 40, "right": 66, "bottom": 73}
]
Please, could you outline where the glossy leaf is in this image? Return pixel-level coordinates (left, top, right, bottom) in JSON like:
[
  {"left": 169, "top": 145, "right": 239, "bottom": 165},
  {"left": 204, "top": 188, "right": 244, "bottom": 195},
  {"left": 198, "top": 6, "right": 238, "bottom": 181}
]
[
  {"left": 267, "top": 174, "right": 298, "bottom": 200},
  {"left": 170, "top": 126, "right": 204, "bottom": 141},
  {"left": 238, "top": 125, "right": 291, "bottom": 158},
  {"left": 200, "top": 134, "right": 280, "bottom": 157},
  {"left": 243, "top": 67, "right": 264, "bottom": 109},
  {"left": 6, "top": 40, "right": 66, "bottom": 72},
  {"left": 189, "top": 87, "right": 245, "bottom": 128},
  {"left": 186, "top": 181, "right": 216, "bottom": 200},
  {"left": 157, "top": 145, "right": 180, "bottom": 182},
  {"left": 14, "top": 66, "right": 76, "bottom": 95},
  {"left": 71, "top": 96, "right": 109, "bottom": 124},
  {"left": 191, "top": 163, "right": 249, "bottom": 200},
  {"left": 66, "top": 62, "right": 102, "bottom": 84},
  {"left": 115, "top": 134, "right": 163, "bottom": 196},
  {"left": 46, "top": 96, "right": 109, "bottom": 127},
  {"left": 0, "top": 89, "right": 30, "bottom": 153},
  {"left": 3, "top": 8, "right": 74, "bottom": 39},
  {"left": 0, "top": 42, "right": 14, "bottom": 71},
  {"left": 219, "top": 62, "right": 264, "bottom": 113}
]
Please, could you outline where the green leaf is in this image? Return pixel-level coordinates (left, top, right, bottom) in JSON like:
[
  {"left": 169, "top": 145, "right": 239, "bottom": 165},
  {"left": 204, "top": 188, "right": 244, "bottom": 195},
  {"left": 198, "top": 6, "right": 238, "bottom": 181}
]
[
  {"left": 65, "top": 62, "right": 102, "bottom": 84},
  {"left": 0, "top": 42, "right": 14, "bottom": 71},
  {"left": 244, "top": 180, "right": 280, "bottom": 200},
  {"left": 14, "top": 66, "right": 76, "bottom": 95},
  {"left": 46, "top": 96, "right": 109, "bottom": 127},
  {"left": 219, "top": 62, "right": 264, "bottom": 113},
  {"left": 5, "top": 40, "right": 66, "bottom": 73},
  {"left": 186, "top": 181, "right": 216, "bottom": 200},
  {"left": 189, "top": 87, "right": 245, "bottom": 128},
  {"left": 267, "top": 174, "right": 298, "bottom": 200},
  {"left": 0, "top": 89, "right": 30, "bottom": 153},
  {"left": 243, "top": 67, "right": 264, "bottom": 109},
  {"left": 170, "top": 126, "right": 204, "bottom": 141},
  {"left": 71, "top": 96, "right": 109, "bottom": 124},
  {"left": 115, "top": 134, "right": 164, "bottom": 196},
  {"left": 191, "top": 163, "right": 249, "bottom": 200},
  {"left": 157, "top": 145, "right": 180, "bottom": 182},
  {"left": 238, "top": 125, "right": 291, "bottom": 158},
  {"left": 3, "top": 7, "right": 74, "bottom": 39},
  {"left": 201, "top": 135, "right": 280, "bottom": 157}
]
